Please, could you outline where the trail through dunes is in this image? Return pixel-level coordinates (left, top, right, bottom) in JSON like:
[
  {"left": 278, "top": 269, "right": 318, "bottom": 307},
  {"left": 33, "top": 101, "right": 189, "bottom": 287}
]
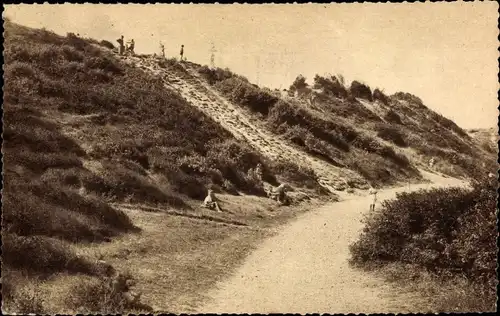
[
  {"left": 119, "top": 55, "right": 368, "bottom": 192},
  {"left": 196, "top": 171, "right": 467, "bottom": 313}
]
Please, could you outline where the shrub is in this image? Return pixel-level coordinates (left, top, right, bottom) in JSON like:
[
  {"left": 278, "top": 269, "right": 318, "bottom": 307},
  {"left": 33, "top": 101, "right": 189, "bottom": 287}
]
[
  {"left": 197, "top": 65, "right": 241, "bottom": 85},
  {"left": 204, "top": 139, "right": 268, "bottom": 196},
  {"left": 2, "top": 234, "right": 97, "bottom": 276},
  {"left": 65, "top": 32, "right": 89, "bottom": 51},
  {"left": 166, "top": 168, "right": 207, "bottom": 200},
  {"left": 65, "top": 271, "right": 152, "bottom": 313},
  {"left": 3, "top": 178, "right": 136, "bottom": 242},
  {"left": 12, "top": 150, "right": 83, "bottom": 173},
  {"left": 61, "top": 44, "right": 85, "bottom": 62},
  {"left": 304, "top": 135, "right": 345, "bottom": 167},
  {"left": 271, "top": 160, "right": 320, "bottom": 190},
  {"left": 349, "top": 80, "right": 373, "bottom": 101},
  {"left": 3, "top": 60, "right": 36, "bottom": 78},
  {"left": 312, "top": 74, "right": 348, "bottom": 99},
  {"left": 351, "top": 134, "right": 409, "bottom": 166},
  {"left": 84, "top": 160, "right": 186, "bottom": 207},
  {"left": 99, "top": 40, "right": 115, "bottom": 50},
  {"left": 84, "top": 56, "right": 123, "bottom": 75},
  {"left": 267, "top": 100, "right": 351, "bottom": 152},
  {"left": 428, "top": 111, "right": 469, "bottom": 138},
  {"left": 346, "top": 151, "right": 395, "bottom": 185},
  {"left": 288, "top": 74, "right": 309, "bottom": 97},
  {"left": 375, "top": 124, "right": 408, "bottom": 147},
  {"left": 39, "top": 167, "right": 82, "bottom": 188},
  {"left": 384, "top": 109, "right": 403, "bottom": 124},
  {"left": 373, "top": 88, "right": 389, "bottom": 105},
  {"left": 392, "top": 91, "right": 425, "bottom": 108},
  {"left": 214, "top": 77, "right": 278, "bottom": 115},
  {"left": 350, "top": 177, "right": 496, "bottom": 285},
  {"left": 2, "top": 278, "right": 46, "bottom": 314}
]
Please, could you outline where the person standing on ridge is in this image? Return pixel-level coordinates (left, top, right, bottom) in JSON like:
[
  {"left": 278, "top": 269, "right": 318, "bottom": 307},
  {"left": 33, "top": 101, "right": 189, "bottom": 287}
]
[
  {"left": 180, "top": 44, "right": 184, "bottom": 61},
  {"left": 160, "top": 42, "right": 165, "bottom": 58},
  {"left": 129, "top": 39, "right": 135, "bottom": 54},
  {"left": 117, "top": 35, "right": 125, "bottom": 55},
  {"left": 126, "top": 39, "right": 135, "bottom": 55}
]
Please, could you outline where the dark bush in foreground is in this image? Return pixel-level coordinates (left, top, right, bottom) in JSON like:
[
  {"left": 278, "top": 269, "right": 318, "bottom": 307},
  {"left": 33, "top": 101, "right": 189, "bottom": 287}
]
[
  {"left": 65, "top": 272, "right": 151, "bottom": 313},
  {"left": 349, "top": 177, "right": 496, "bottom": 310}
]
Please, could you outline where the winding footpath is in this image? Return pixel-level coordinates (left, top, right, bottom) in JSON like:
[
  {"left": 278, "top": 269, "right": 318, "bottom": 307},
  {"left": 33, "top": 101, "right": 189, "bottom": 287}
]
[{"left": 196, "top": 172, "right": 467, "bottom": 313}]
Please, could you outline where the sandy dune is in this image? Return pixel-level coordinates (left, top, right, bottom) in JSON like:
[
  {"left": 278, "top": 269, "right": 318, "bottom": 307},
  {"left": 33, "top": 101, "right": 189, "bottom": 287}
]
[
  {"left": 117, "top": 56, "right": 469, "bottom": 313},
  {"left": 196, "top": 172, "right": 466, "bottom": 313},
  {"left": 120, "top": 55, "right": 367, "bottom": 192}
]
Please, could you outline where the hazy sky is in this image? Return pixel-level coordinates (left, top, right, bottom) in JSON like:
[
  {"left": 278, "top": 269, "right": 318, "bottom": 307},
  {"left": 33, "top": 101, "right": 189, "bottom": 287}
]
[{"left": 4, "top": 3, "right": 498, "bottom": 129}]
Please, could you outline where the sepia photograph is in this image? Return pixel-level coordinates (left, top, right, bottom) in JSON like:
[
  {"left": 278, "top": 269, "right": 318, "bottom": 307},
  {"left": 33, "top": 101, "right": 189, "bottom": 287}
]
[{"left": 1, "top": 2, "right": 498, "bottom": 314}]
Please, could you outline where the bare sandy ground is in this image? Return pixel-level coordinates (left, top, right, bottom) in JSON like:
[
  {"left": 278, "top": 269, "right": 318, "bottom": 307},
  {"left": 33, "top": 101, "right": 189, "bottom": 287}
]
[{"left": 196, "top": 172, "right": 467, "bottom": 313}]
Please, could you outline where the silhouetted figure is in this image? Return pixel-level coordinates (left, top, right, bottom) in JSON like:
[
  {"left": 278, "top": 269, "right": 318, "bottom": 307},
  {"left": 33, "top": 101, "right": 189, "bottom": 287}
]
[
  {"left": 117, "top": 35, "right": 125, "bottom": 55},
  {"left": 126, "top": 39, "right": 135, "bottom": 55},
  {"left": 180, "top": 44, "right": 184, "bottom": 61},
  {"left": 160, "top": 42, "right": 165, "bottom": 58}
]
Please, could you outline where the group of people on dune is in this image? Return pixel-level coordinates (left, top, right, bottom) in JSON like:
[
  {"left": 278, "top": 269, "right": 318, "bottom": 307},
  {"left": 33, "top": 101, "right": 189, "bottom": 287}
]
[{"left": 116, "top": 35, "right": 185, "bottom": 61}]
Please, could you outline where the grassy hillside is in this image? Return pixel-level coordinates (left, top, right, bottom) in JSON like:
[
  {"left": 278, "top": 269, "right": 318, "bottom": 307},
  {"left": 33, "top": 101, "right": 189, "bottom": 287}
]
[
  {"left": 2, "top": 19, "right": 495, "bottom": 313},
  {"left": 195, "top": 68, "right": 496, "bottom": 184},
  {"left": 467, "top": 127, "right": 497, "bottom": 155},
  {"left": 2, "top": 21, "right": 323, "bottom": 313}
]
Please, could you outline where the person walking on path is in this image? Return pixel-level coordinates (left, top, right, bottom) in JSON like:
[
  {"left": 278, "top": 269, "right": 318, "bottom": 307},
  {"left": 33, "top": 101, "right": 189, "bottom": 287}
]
[
  {"left": 368, "top": 186, "right": 378, "bottom": 211},
  {"left": 180, "top": 44, "right": 184, "bottom": 61}
]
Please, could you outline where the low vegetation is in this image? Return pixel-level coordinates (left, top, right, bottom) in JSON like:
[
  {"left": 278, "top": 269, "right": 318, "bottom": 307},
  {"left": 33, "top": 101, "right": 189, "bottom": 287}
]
[
  {"left": 349, "top": 176, "right": 497, "bottom": 312},
  {"left": 349, "top": 80, "right": 373, "bottom": 101},
  {"left": 312, "top": 74, "right": 349, "bottom": 99},
  {"left": 194, "top": 66, "right": 420, "bottom": 186},
  {"left": 2, "top": 21, "right": 315, "bottom": 313},
  {"left": 3, "top": 19, "right": 495, "bottom": 314}
]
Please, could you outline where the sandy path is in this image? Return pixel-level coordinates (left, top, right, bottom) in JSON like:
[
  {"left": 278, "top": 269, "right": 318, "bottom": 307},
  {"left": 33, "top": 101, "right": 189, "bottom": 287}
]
[{"left": 197, "top": 173, "right": 467, "bottom": 313}]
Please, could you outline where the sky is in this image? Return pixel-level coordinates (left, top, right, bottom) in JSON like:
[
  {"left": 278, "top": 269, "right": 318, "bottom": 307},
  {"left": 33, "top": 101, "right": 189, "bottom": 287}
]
[{"left": 4, "top": 2, "right": 499, "bottom": 129}]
